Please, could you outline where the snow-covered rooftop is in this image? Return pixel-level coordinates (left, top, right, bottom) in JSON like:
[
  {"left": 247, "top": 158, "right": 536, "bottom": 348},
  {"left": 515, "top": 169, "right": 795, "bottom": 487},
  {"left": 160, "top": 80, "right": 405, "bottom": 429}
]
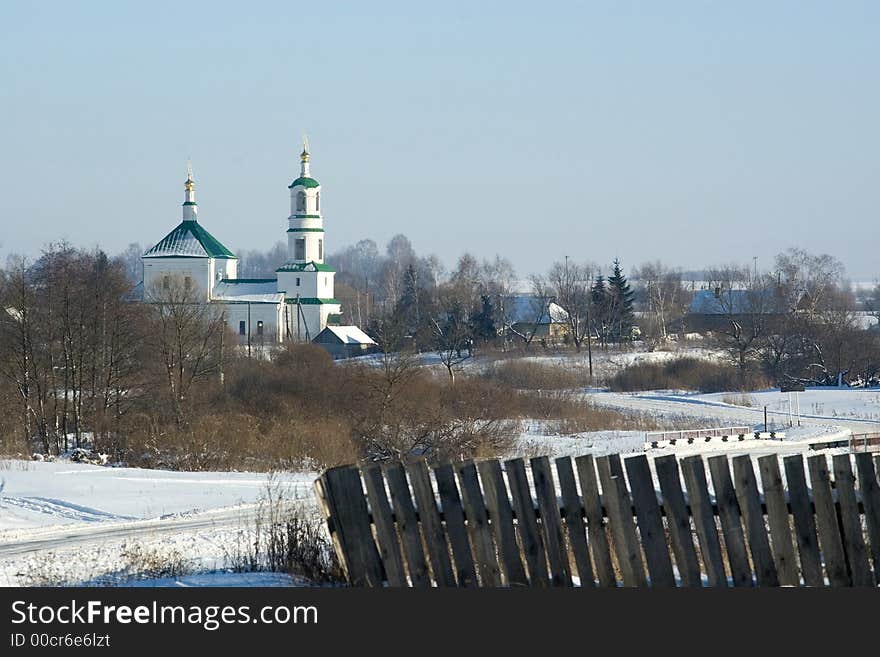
[
  {"left": 212, "top": 279, "right": 284, "bottom": 303},
  {"left": 504, "top": 295, "right": 569, "bottom": 324},
  {"left": 320, "top": 325, "right": 376, "bottom": 345}
]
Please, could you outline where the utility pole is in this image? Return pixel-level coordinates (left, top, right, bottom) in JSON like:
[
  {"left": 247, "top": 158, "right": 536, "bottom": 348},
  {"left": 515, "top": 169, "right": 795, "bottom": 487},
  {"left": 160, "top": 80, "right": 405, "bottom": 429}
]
[{"left": 247, "top": 301, "right": 252, "bottom": 359}]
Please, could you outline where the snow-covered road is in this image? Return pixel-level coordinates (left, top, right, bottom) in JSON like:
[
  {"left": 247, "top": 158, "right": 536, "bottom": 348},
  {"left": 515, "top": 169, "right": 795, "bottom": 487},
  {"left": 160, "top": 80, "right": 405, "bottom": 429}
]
[
  {"left": 587, "top": 388, "right": 880, "bottom": 434},
  {"left": 0, "top": 504, "right": 257, "bottom": 559}
]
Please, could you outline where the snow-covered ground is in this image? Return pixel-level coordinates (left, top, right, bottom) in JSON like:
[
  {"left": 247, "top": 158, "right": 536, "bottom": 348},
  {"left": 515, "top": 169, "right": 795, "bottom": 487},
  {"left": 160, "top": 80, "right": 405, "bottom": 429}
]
[
  {"left": 587, "top": 386, "right": 880, "bottom": 434},
  {"left": 512, "top": 386, "right": 879, "bottom": 461},
  {"left": 0, "top": 462, "right": 316, "bottom": 587},
  {"left": 511, "top": 344, "right": 722, "bottom": 378}
]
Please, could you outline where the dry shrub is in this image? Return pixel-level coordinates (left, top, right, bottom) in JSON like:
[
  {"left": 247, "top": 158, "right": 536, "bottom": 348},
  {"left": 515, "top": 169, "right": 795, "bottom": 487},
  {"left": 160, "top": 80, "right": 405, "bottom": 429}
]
[
  {"left": 227, "top": 480, "right": 344, "bottom": 584},
  {"left": 721, "top": 393, "right": 756, "bottom": 407},
  {"left": 608, "top": 357, "right": 770, "bottom": 393},
  {"left": 482, "top": 359, "right": 587, "bottom": 390},
  {"left": 20, "top": 542, "right": 190, "bottom": 587},
  {"left": 511, "top": 390, "right": 662, "bottom": 434},
  {"left": 348, "top": 371, "right": 518, "bottom": 462}
]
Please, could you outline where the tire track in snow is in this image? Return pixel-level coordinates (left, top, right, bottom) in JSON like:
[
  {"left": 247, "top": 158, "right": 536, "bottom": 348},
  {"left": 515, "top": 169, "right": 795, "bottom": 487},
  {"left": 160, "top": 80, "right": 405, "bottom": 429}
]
[{"left": 2, "top": 497, "right": 136, "bottom": 523}]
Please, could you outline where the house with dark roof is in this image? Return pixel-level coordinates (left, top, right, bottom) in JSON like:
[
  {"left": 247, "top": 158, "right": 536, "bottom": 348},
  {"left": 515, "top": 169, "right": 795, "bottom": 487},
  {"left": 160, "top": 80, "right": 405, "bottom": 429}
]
[
  {"left": 685, "top": 287, "right": 785, "bottom": 332},
  {"left": 312, "top": 325, "right": 377, "bottom": 359}
]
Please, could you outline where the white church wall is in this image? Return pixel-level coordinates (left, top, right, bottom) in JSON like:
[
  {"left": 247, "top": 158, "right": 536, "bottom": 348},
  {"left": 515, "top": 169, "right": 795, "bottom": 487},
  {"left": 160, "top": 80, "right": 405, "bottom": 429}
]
[
  {"left": 287, "top": 304, "right": 322, "bottom": 341},
  {"left": 317, "top": 272, "right": 334, "bottom": 298},
  {"left": 143, "top": 257, "right": 212, "bottom": 301},
  {"left": 220, "top": 302, "right": 284, "bottom": 344},
  {"left": 276, "top": 271, "right": 319, "bottom": 298}
]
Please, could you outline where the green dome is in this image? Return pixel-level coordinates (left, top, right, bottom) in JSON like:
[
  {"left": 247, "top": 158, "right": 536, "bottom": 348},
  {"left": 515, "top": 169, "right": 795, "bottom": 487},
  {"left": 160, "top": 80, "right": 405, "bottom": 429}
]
[{"left": 288, "top": 177, "right": 320, "bottom": 189}]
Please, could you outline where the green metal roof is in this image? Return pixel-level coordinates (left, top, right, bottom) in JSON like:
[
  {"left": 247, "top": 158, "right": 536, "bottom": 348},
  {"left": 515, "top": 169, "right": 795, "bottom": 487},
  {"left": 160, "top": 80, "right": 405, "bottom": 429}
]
[
  {"left": 288, "top": 177, "right": 320, "bottom": 189},
  {"left": 144, "top": 220, "right": 237, "bottom": 259},
  {"left": 275, "top": 261, "right": 335, "bottom": 273},
  {"left": 284, "top": 297, "right": 340, "bottom": 305}
]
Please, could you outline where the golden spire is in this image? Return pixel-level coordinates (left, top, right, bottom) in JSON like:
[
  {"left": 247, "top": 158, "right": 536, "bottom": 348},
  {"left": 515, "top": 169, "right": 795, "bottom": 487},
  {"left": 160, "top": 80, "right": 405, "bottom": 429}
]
[
  {"left": 300, "top": 134, "right": 310, "bottom": 163},
  {"left": 184, "top": 159, "right": 194, "bottom": 191}
]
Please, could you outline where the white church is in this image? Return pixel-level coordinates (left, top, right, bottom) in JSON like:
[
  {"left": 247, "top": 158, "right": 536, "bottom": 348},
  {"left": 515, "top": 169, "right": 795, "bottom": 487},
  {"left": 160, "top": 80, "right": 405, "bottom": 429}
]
[{"left": 142, "top": 144, "right": 348, "bottom": 345}]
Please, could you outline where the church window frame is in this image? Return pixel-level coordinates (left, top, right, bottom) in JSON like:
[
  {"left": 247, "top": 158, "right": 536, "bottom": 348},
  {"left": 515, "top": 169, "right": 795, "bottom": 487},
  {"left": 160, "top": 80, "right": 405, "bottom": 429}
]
[
  {"left": 296, "top": 191, "right": 306, "bottom": 212},
  {"left": 295, "top": 238, "right": 305, "bottom": 260},
  {"left": 318, "top": 239, "right": 323, "bottom": 260},
  {"left": 316, "top": 192, "right": 320, "bottom": 212}
]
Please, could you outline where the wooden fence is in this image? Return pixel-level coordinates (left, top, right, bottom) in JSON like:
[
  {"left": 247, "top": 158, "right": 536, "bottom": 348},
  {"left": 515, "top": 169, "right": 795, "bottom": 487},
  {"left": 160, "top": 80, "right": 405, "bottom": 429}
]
[{"left": 314, "top": 452, "right": 880, "bottom": 587}]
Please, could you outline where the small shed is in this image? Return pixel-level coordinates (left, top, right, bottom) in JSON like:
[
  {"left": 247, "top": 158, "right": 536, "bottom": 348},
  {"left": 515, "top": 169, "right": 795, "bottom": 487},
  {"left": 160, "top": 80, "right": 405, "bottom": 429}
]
[{"left": 312, "top": 325, "right": 377, "bottom": 359}]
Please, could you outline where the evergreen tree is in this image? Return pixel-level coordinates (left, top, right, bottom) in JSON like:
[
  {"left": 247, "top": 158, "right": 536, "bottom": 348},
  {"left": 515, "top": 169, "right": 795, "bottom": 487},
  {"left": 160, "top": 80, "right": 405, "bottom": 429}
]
[
  {"left": 607, "top": 259, "right": 635, "bottom": 342},
  {"left": 591, "top": 275, "right": 609, "bottom": 345},
  {"left": 470, "top": 294, "right": 496, "bottom": 343}
]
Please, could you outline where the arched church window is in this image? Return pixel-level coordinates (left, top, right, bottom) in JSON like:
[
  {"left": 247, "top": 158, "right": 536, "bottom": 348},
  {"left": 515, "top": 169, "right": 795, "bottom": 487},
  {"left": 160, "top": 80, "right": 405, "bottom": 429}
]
[
  {"left": 316, "top": 193, "right": 320, "bottom": 212},
  {"left": 296, "top": 191, "right": 306, "bottom": 212}
]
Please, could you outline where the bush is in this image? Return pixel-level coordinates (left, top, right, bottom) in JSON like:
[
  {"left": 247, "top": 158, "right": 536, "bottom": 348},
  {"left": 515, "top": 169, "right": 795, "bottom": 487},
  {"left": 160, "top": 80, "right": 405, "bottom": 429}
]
[
  {"left": 608, "top": 357, "right": 770, "bottom": 393},
  {"left": 510, "top": 390, "right": 664, "bottom": 433},
  {"left": 226, "top": 480, "right": 344, "bottom": 585},
  {"left": 482, "top": 359, "right": 588, "bottom": 390}
]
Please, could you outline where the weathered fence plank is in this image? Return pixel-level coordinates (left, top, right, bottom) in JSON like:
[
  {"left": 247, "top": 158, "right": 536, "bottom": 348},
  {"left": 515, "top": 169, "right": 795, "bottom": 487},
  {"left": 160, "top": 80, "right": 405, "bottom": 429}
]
[
  {"left": 505, "top": 458, "right": 550, "bottom": 587},
  {"left": 407, "top": 460, "right": 456, "bottom": 587},
  {"left": 654, "top": 455, "right": 702, "bottom": 587},
  {"left": 625, "top": 454, "right": 676, "bottom": 587},
  {"left": 681, "top": 456, "right": 727, "bottom": 587},
  {"left": 433, "top": 463, "right": 478, "bottom": 587},
  {"left": 362, "top": 465, "right": 407, "bottom": 586},
  {"left": 531, "top": 456, "right": 572, "bottom": 587},
  {"left": 597, "top": 455, "right": 646, "bottom": 587},
  {"left": 457, "top": 461, "right": 502, "bottom": 586},
  {"left": 731, "top": 455, "right": 779, "bottom": 586},
  {"left": 574, "top": 455, "right": 616, "bottom": 587},
  {"left": 477, "top": 460, "right": 528, "bottom": 586},
  {"left": 854, "top": 453, "right": 880, "bottom": 584},
  {"left": 757, "top": 455, "right": 800, "bottom": 586},
  {"left": 783, "top": 455, "right": 824, "bottom": 586},
  {"left": 831, "top": 455, "right": 872, "bottom": 586},
  {"left": 385, "top": 463, "right": 431, "bottom": 587},
  {"left": 708, "top": 456, "right": 753, "bottom": 587},
  {"left": 555, "top": 456, "right": 596, "bottom": 587},
  {"left": 315, "top": 466, "right": 384, "bottom": 587},
  {"left": 807, "top": 455, "right": 850, "bottom": 586}
]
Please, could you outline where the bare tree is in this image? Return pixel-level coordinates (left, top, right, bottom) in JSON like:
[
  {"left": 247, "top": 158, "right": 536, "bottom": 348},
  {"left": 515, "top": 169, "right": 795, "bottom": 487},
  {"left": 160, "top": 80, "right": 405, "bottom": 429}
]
[
  {"left": 430, "top": 283, "right": 473, "bottom": 385},
  {"left": 544, "top": 259, "right": 595, "bottom": 376},
  {"left": 706, "top": 266, "right": 774, "bottom": 373},
  {"left": 144, "top": 276, "right": 228, "bottom": 427},
  {"left": 636, "top": 261, "right": 690, "bottom": 348}
]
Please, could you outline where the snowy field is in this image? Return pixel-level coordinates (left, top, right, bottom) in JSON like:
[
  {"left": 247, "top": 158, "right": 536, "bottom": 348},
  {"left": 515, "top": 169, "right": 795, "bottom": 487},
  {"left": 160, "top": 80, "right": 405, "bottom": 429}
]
[
  {"left": 0, "top": 462, "right": 316, "bottom": 587},
  {"left": 587, "top": 387, "right": 880, "bottom": 434}
]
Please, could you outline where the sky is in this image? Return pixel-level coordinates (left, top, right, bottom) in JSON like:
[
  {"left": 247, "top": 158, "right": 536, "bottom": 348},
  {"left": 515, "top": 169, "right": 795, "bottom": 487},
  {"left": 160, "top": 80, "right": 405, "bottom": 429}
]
[{"left": 1, "top": 1, "right": 878, "bottom": 279}]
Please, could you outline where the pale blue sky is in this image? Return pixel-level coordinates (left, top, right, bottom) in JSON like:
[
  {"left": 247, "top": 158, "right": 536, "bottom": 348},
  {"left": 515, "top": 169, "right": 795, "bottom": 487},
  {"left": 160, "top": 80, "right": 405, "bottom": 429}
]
[{"left": 1, "top": 1, "right": 878, "bottom": 278}]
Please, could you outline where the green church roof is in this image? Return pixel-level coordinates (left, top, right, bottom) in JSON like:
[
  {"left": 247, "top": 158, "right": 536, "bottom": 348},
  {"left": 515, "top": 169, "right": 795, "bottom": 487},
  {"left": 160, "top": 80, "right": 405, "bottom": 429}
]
[
  {"left": 288, "top": 177, "right": 320, "bottom": 189},
  {"left": 275, "top": 261, "right": 335, "bottom": 273},
  {"left": 143, "top": 221, "right": 237, "bottom": 259}
]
